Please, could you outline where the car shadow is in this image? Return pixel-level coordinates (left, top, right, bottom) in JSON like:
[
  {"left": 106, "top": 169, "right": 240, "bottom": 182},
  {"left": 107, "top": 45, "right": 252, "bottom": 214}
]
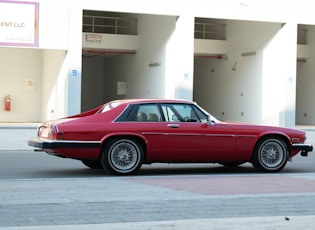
[{"left": 137, "top": 163, "right": 256, "bottom": 176}]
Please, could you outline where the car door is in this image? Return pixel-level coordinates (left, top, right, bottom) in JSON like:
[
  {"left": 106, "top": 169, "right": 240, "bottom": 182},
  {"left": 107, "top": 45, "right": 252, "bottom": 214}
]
[
  {"left": 162, "top": 103, "right": 236, "bottom": 162},
  {"left": 131, "top": 103, "right": 166, "bottom": 162}
]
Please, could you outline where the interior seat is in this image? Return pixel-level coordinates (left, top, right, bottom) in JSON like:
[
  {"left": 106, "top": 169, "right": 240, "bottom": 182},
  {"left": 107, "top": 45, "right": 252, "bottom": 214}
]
[
  {"left": 137, "top": 112, "right": 147, "bottom": 121},
  {"left": 148, "top": 113, "right": 159, "bottom": 121}
]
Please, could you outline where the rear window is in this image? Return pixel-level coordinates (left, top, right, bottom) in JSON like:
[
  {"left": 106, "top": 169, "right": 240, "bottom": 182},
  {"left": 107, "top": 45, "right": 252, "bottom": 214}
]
[{"left": 100, "top": 101, "right": 121, "bottom": 113}]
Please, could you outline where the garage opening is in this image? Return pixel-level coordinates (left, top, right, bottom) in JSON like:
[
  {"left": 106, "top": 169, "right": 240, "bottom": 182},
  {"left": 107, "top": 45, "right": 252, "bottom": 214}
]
[{"left": 81, "top": 11, "right": 138, "bottom": 112}]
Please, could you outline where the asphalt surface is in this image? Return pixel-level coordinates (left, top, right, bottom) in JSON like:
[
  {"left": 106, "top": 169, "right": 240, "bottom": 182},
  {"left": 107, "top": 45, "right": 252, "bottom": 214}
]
[{"left": 0, "top": 123, "right": 315, "bottom": 229}]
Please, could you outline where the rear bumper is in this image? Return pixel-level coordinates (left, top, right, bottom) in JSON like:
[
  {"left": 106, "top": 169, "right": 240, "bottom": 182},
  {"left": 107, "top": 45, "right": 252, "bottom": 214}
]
[
  {"left": 292, "top": 143, "right": 313, "bottom": 156},
  {"left": 27, "top": 137, "right": 101, "bottom": 149}
]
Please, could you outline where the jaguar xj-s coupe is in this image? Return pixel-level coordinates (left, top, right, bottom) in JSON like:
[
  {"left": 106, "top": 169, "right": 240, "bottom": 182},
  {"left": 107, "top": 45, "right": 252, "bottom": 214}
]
[{"left": 28, "top": 99, "right": 313, "bottom": 175}]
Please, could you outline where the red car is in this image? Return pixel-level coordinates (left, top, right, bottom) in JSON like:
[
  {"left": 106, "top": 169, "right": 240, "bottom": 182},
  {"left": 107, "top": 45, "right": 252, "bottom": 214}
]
[{"left": 28, "top": 99, "right": 312, "bottom": 175}]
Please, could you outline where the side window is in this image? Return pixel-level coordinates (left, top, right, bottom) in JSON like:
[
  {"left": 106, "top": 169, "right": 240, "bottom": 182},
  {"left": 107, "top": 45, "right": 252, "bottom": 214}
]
[
  {"left": 161, "top": 104, "right": 208, "bottom": 122},
  {"left": 136, "top": 104, "right": 161, "bottom": 122},
  {"left": 173, "top": 104, "right": 196, "bottom": 122},
  {"left": 192, "top": 105, "right": 208, "bottom": 122},
  {"left": 162, "top": 105, "right": 178, "bottom": 122}
]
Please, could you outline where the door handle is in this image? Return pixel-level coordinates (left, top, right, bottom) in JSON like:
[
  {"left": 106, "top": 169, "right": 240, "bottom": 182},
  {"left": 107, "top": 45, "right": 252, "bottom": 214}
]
[{"left": 168, "top": 124, "right": 180, "bottom": 128}]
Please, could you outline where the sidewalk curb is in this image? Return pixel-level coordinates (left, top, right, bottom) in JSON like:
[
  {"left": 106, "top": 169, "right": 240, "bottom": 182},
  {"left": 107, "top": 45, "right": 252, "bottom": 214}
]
[
  {"left": 0, "top": 123, "right": 38, "bottom": 129},
  {"left": 0, "top": 216, "right": 314, "bottom": 230}
]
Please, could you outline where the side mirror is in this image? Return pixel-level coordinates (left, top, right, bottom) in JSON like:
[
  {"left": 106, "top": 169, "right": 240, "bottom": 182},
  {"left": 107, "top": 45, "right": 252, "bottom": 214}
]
[{"left": 207, "top": 115, "right": 215, "bottom": 126}]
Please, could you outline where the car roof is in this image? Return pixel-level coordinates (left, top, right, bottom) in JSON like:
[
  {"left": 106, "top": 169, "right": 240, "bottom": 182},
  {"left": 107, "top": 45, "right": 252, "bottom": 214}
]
[{"left": 113, "top": 98, "right": 196, "bottom": 105}]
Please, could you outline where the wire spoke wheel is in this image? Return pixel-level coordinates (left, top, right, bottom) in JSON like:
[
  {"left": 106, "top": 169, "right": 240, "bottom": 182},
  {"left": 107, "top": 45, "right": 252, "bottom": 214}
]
[
  {"left": 252, "top": 137, "right": 288, "bottom": 172},
  {"left": 110, "top": 142, "right": 138, "bottom": 170},
  {"left": 102, "top": 138, "right": 143, "bottom": 175},
  {"left": 260, "top": 142, "right": 284, "bottom": 168}
]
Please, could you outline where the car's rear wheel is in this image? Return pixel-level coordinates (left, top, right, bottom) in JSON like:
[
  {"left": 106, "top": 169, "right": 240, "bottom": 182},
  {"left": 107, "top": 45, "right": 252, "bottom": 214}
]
[
  {"left": 252, "top": 137, "right": 288, "bottom": 172},
  {"left": 81, "top": 160, "right": 103, "bottom": 169},
  {"left": 101, "top": 138, "right": 144, "bottom": 175}
]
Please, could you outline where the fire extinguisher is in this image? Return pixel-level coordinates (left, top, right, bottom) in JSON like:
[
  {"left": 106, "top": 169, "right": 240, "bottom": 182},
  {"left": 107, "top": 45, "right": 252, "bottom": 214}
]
[{"left": 4, "top": 95, "right": 11, "bottom": 111}]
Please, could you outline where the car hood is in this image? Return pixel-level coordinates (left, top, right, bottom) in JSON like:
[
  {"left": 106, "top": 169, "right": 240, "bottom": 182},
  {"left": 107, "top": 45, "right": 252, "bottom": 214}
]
[{"left": 219, "top": 120, "right": 306, "bottom": 136}]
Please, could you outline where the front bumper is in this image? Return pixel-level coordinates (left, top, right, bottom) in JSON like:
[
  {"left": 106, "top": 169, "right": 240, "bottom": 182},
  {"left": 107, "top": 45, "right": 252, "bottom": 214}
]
[
  {"left": 27, "top": 137, "right": 101, "bottom": 149},
  {"left": 292, "top": 143, "right": 313, "bottom": 156}
]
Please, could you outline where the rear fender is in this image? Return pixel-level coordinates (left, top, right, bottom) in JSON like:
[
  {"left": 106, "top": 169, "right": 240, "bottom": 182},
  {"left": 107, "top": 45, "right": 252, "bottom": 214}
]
[{"left": 100, "top": 132, "right": 148, "bottom": 157}]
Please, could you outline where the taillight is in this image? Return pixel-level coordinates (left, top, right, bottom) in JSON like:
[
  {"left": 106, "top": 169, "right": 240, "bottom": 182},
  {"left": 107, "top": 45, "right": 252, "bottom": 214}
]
[
  {"left": 48, "top": 125, "right": 63, "bottom": 140},
  {"left": 37, "top": 126, "right": 44, "bottom": 137}
]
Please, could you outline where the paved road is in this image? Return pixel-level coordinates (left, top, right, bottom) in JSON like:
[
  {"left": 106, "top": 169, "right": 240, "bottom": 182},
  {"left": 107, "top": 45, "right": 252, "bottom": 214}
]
[
  {"left": 1, "top": 149, "right": 315, "bottom": 179},
  {"left": 0, "top": 125, "right": 315, "bottom": 229},
  {"left": 1, "top": 150, "right": 315, "bottom": 229}
]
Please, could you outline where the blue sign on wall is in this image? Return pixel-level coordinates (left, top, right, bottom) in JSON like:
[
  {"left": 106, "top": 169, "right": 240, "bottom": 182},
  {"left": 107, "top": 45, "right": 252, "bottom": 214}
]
[{"left": 72, "top": 69, "right": 77, "bottom": 76}]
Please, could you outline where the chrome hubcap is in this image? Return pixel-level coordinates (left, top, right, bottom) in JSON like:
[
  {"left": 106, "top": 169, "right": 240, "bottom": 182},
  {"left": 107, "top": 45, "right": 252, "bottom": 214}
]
[
  {"left": 260, "top": 142, "right": 284, "bottom": 168},
  {"left": 110, "top": 141, "right": 138, "bottom": 171}
]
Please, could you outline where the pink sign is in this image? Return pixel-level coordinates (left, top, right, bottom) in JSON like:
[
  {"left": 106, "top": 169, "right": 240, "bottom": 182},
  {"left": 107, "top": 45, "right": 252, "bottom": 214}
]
[{"left": 0, "top": 1, "right": 39, "bottom": 47}]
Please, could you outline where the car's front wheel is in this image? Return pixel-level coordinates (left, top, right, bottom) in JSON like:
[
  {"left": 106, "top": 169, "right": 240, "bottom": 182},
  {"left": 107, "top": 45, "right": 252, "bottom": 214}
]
[
  {"left": 101, "top": 138, "right": 144, "bottom": 175},
  {"left": 252, "top": 136, "right": 288, "bottom": 172}
]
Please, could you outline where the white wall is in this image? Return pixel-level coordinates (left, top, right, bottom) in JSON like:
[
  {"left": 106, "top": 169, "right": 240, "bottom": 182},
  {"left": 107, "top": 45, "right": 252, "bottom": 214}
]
[
  {"left": 194, "top": 40, "right": 228, "bottom": 55},
  {"left": 129, "top": 14, "right": 174, "bottom": 98},
  {"left": 2, "top": 0, "right": 315, "bottom": 126},
  {"left": 170, "top": 0, "right": 195, "bottom": 100},
  {"left": 37, "top": 0, "right": 69, "bottom": 49},
  {"left": 0, "top": 0, "right": 70, "bottom": 122},
  {"left": 82, "top": 34, "right": 139, "bottom": 51},
  {"left": 66, "top": 0, "right": 83, "bottom": 116},
  {"left": 296, "top": 25, "right": 315, "bottom": 125},
  {"left": 194, "top": 20, "right": 291, "bottom": 125},
  {"left": 294, "top": 0, "right": 315, "bottom": 125},
  {"left": 81, "top": 14, "right": 178, "bottom": 109},
  {"left": 262, "top": 22, "right": 297, "bottom": 127},
  {"left": 42, "top": 50, "right": 67, "bottom": 121},
  {"left": 194, "top": 0, "right": 288, "bottom": 23},
  {"left": 81, "top": 0, "right": 195, "bottom": 102},
  {"left": 82, "top": 0, "right": 180, "bottom": 16},
  {"left": 0, "top": 48, "right": 42, "bottom": 122},
  {"left": 297, "top": 0, "right": 315, "bottom": 25}
]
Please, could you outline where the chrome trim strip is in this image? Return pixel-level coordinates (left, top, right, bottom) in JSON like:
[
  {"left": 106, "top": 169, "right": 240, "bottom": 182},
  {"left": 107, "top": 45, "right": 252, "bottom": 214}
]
[
  {"left": 27, "top": 138, "right": 101, "bottom": 149},
  {"left": 235, "top": 134, "right": 257, "bottom": 138},
  {"left": 142, "top": 132, "right": 165, "bottom": 135},
  {"left": 39, "top": 139, "right": 100, "bottom": 144},
  {"left": 52, "top": 124, "right": 60, "bottom": 133},
  {"left": 142, "top": 132, "right": 258, "bottom": 138}
]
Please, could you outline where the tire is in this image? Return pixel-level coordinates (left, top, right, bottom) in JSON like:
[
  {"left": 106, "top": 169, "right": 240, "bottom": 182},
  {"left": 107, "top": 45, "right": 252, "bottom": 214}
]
[
  {"left": 101, "top": 138, "right": 144, "bottom": 175},
  {"left": 252, "top": 137, "right": 288, "bottom": 172},
  {"left": 81, "top": 160, "right": 103, "bottom": 169}
]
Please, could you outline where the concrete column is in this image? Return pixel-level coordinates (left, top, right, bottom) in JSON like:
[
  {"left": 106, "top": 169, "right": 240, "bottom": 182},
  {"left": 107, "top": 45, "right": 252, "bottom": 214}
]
[
  {"left": 67, "top": 0, "right": 83, "bottom": 116},
  {"left": 261, "top": 22, "right": 297, "bottom": 127},
  {"left": 279, "top": 0, "right": 298, "bottom": 127},
  {"left": 167, "top": 0, "right": 195, "bottom": 100},
  {"left": 261, "top": 1, "right": 297, "bottom": 127},
  {"left": 280, "top": 23, "right": 298, "bottom": 127}
]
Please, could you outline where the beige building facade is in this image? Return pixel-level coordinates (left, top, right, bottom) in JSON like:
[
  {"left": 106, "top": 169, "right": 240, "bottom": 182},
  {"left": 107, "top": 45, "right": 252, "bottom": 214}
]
[{"left": 1, "top": 0, "right": 315, "bottom": 127}]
